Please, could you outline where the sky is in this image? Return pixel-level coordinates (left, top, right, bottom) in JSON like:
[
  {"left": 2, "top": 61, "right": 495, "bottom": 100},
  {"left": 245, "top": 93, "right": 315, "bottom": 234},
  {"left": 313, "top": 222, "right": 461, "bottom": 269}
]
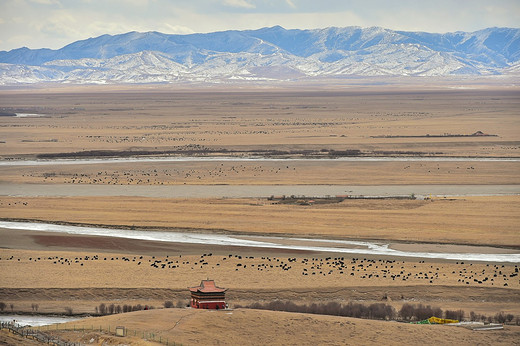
[{"left": 0, "top": 0, "right": 519, "bottom": 51}]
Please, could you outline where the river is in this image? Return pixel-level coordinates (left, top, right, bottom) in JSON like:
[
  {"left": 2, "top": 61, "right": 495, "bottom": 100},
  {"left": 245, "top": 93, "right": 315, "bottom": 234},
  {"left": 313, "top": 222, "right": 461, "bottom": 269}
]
[
  {"left": 0, "top": 221, "right": 518, "bottom": 263},
  {"left": 1, "top": 156, "right": 519, "bottom": 166},
  {"left": 1, "top": 183, "right": 518, "bottom": 198},
  {"left": 0, "top": 315, "right": 81, "bottom": 327}
]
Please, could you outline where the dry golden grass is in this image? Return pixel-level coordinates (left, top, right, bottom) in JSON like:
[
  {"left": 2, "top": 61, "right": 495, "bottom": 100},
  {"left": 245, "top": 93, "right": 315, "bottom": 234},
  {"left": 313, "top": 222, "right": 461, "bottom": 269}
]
[
  {"left": 0, "top": 329, "right": 42, "bottom": 346},
  {"left": 0, "top": 88, "right": 519, "bottom": 158},
  {"left": 48, "top": 308, "right": 520, "bottom": 346},
  {"left": 1, "top": 195, "right": 518, "bottom": 247},
  {"left": 2, "top": 249, "right": 518, "bottom": 291},
  {"left": 1, "top": 247, "right": 519, "bottom": 318},
  {"left": 1, "top": 160, "right": 518, "bottom": 185}
]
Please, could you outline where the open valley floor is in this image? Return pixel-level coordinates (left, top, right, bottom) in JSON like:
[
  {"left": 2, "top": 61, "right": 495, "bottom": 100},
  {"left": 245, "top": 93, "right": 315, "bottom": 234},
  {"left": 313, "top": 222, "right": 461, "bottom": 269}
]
[{"left": 0, "top": 86, "right": 519, "bottom": 345}]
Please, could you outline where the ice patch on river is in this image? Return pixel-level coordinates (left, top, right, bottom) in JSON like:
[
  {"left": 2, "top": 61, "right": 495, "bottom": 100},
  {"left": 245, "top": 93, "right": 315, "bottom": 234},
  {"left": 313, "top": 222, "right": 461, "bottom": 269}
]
[
  {"left": 15, "top": 113, "right": 47, "bottom": 118},
  {"left": 1, "top": 221, "right": 519, "bottom": 263},
  {"left": 0, "top": 315, "right": 80, "bottom": 327}
]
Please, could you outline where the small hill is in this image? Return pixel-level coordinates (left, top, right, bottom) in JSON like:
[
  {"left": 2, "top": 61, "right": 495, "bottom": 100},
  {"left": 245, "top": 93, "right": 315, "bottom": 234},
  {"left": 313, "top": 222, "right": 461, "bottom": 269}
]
[{"left": 49, "top": 308, "right": 520, "bottom": 345}]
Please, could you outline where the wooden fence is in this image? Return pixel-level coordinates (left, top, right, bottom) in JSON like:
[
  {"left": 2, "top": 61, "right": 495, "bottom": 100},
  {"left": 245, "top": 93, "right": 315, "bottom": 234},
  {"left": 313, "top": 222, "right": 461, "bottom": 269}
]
[
  {"left": 1, "top": 321, "right": 181, "bottom": 345},
  {"left": 1, "top": 321, "right": 78, "bottom": 345}
]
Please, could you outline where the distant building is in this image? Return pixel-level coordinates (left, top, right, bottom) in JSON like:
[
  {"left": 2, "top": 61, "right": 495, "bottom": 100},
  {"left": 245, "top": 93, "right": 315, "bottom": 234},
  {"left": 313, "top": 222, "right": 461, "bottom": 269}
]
[{"left": 189, "top": 280, "right": 227, "bottom": 309}]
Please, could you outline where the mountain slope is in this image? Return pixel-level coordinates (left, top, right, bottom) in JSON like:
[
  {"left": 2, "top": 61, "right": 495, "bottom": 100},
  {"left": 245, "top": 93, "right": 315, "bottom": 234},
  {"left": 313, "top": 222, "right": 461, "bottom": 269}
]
[{"left": 0, "top": 26, "right": 518, "bottom": 84}]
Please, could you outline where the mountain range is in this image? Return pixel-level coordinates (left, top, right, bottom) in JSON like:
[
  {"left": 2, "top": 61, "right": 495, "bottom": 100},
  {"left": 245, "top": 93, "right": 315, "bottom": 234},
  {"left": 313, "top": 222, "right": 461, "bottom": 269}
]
[{"left": 0, "top": 26, "right": 519, "bottom": 84}]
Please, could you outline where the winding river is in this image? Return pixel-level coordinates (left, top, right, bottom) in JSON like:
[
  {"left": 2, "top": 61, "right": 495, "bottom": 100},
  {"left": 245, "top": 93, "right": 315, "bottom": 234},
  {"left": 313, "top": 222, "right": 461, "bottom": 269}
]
[
  {"left": 1, "top": 183, "right": 518, "bottom": 198},
  {"left": 1, "top": 221, "right": 518, "bottom": 263},
  {"left": 1, "top": 156, "right": 519, "bottom": 167}
]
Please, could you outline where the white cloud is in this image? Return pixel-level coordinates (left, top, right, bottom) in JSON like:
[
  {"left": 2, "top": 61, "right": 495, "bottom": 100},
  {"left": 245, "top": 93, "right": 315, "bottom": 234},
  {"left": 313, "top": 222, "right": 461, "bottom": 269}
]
[
  {"left": 28, "top": 0, "right": 61, "bottom": 5},
  {"left": 4, "top": 34, "right": 35, "bottom": 49},
  {"left": 285, "top": 0, "right": 296, "bottom": 9},
  {"left": 192, "top": 10, "right": 366, "bottom": 32},
  {"left": 162, "top": 24, "right": 195, "bottom": 35},
  {"left": 222, "top": 0, "right": 255, "bottom": 9}
]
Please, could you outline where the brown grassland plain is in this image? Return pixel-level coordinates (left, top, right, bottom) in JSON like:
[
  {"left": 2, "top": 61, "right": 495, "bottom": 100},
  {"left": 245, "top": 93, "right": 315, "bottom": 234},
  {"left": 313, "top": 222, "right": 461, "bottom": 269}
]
[
  {"left": 0, "top": 86, "right": 519, "bottom": 345},
  {"left": 0, "top": 87, "right": 519, "bottom": 158},
  {"left": 1, "top": 160, "right": 519, "bottom": 185}
]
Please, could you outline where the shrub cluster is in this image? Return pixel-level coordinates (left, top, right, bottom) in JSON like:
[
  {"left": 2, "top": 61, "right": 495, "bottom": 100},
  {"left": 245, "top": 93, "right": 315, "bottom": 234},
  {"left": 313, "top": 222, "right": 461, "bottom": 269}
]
[
  {"left": 399, "top": 303, "right": 443, "bottom": 321},
  {"left": 164, "top": 300, "right": 187, "bottom": 308},
  {"left": 445, "top": 309, "right": 465, "bottom": 321},
  {"left": 0, "top": 302, "right": 14, "bottom": 312},
  {"left": 236, "top": 301, "right": 520, "bottom": 324},
  {"left": 235, "top": 301, "right": 396, "bottom": 320},
  {"left": 470, "top": 311, "right": 518, "bottom": 324},
  {"left": 95, "top": 303, "right": 153, "bottom": 315}
]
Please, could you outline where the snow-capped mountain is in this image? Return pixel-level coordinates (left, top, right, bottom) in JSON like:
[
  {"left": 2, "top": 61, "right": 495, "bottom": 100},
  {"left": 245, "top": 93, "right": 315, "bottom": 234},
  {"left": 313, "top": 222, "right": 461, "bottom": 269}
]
[{"left": 0, "top": 26, "right": 518, "bottom": 84}]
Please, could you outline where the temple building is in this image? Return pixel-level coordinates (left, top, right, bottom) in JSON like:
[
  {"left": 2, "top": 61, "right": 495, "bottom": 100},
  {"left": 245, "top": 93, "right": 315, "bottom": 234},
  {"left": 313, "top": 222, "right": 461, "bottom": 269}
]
[{"left": 189, "top": 280, "right": 227, "bottom": 309}]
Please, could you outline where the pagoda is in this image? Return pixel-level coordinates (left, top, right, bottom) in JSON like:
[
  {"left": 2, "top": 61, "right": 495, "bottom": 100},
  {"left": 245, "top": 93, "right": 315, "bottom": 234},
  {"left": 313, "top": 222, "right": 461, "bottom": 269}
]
[{"left": 189, "top": 280, "right": 227, "bottom": 309}]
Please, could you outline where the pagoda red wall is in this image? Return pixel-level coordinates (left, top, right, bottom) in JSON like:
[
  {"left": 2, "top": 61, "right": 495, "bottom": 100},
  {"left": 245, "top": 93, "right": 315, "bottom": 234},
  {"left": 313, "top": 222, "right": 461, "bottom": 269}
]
[
  {"left": 191, "top": 297, "right": 226, "bottom": 309},
  {"left": 201, "top": 301, "right": 225, "bottom": 309}
]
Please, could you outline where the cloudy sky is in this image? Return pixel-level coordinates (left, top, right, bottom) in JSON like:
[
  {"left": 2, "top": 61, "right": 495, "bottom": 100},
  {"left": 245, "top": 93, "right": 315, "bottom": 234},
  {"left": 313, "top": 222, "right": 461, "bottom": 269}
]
[{"left": 1, "top": 0, "right": 519, "bottom": 51}]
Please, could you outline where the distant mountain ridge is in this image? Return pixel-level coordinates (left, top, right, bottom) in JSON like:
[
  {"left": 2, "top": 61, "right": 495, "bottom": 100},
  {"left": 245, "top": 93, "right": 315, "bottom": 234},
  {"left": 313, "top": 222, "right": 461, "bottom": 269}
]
[{"left": 0, "top": 26, "right": 519, "bottom": 84}]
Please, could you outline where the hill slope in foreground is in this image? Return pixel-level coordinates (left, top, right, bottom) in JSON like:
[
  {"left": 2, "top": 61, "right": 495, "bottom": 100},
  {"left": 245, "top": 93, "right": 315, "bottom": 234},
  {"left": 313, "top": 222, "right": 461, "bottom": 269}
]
[{"left": 34, "top": 308, "right": 520, "bottom": 345}]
